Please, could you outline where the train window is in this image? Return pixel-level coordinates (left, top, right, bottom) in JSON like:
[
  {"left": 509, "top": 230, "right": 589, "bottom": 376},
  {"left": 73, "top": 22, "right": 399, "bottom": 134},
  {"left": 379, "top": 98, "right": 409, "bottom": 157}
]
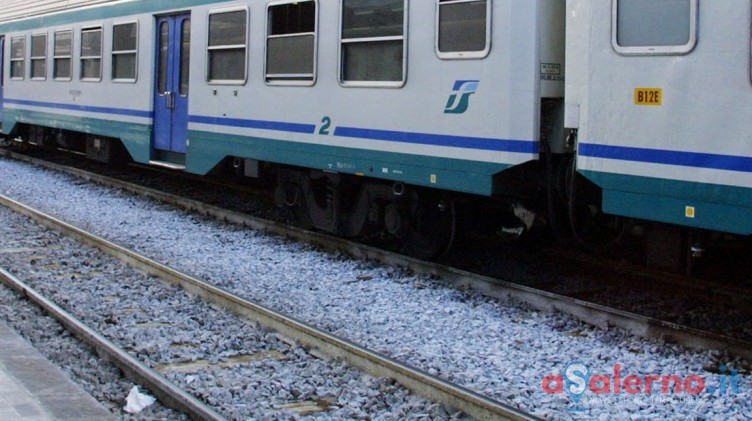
[
  {"left": 9, "top": 36, "right": 24, "bottom": 80},
  {"left": 340, "top": 0, "right": 407, "bottom": 86},
  {"left": 30, "top": 34, "right": 47, "bottom": 80},
  {"left": 265, "top": 0, "right": 317, "bottom": 85},
  {"left": 80, "top": 27, "right": 103, "bottom": 81},
  {"left": 436, "top": 0, "right": 491, "bottom": 59},
  {"left": 158, "top": 22, "right": 168, "bottom": 93},
  {"left": 180, "top": 20, "right": 191, "bottom": 95},
  {"left": 53, "top": 30, "right": 72, "bottom": 80},
  {"left": 112, "top": 22, "right": 138, "bottom": 82},
  {"left": 612, "top": 0, "right": 698, "bottom": 55},
  {"left": 207, "top": 9, "right": 247, "bottom": 83}
]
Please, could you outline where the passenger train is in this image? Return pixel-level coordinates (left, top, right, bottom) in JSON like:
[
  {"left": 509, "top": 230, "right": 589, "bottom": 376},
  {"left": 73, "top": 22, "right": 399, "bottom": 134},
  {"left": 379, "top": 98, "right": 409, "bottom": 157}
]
[{"left": 0, "top": 0, "right": 749, "bottom": 270}]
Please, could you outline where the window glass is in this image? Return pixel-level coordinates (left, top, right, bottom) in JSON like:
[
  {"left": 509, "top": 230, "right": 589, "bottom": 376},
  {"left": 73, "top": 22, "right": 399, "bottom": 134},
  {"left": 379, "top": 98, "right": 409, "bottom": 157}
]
[
  {"left": 81, "top": 27, "right": 102, "bottom": 80},
  {"left": 614, "top": 0, "right": 697, "bottom": 54},
  {"left": 340, "top": 0, "right": 406, "bottom": 85},
  {"left": 54, "top": 30, "right": 72, "bottom": 80},
  {"left": 158, "top": 22, "right": 168, "bottom": 93},
  {"left": 438, "top": 0, "right": 489, "bottom": 56},
  {"left": 112, "top": 22, "right": 137, "bottom": 81},
  {"left": 208, "top": 10, "right": 247, "bottom": 82},
  {"left": 342, "top": 0, "right": 403, "bottom": 39},
  {"left": 10, "top": 36, "right": 25, "bottom": 79},
  {"left": 31, "top": 34, "right": 47, "bottom": 79},
  {"left": 180, "top": 19, "right": 191, "bottom": 95},
  {"left": 266, "top": 1, "right": 316, "bottom": 83},
  {"left": 343, "top": 40, "right": 403, "bottom": 82}
]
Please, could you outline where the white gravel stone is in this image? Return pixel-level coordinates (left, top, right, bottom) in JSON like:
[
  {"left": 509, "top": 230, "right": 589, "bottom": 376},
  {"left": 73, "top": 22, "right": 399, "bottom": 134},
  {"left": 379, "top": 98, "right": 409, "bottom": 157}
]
[{"left": 0, "top": 156, "right": 749, "bottom": 419}]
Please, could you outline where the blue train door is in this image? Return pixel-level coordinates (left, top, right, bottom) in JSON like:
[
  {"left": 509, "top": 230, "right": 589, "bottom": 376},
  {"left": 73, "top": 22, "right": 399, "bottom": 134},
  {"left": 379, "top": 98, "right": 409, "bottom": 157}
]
[
  {"left": 0, "top": 36, "right": 5, "bottom": 129},
  {"left": 153, "top": 14, "right": 190, "bottom": 160}
]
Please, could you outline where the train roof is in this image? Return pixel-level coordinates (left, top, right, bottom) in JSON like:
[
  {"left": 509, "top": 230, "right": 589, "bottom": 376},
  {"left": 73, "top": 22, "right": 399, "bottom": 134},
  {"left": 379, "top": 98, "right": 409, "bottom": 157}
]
[{"left": 0, "top": 0, "right": 121, "bottom": 23}]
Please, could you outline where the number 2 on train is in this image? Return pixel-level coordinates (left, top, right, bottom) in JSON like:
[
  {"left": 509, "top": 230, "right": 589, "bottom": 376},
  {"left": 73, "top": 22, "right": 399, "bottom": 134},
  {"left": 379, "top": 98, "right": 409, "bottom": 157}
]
[{"left": 319, "top": 116, "right": 332, "bottom": 135}]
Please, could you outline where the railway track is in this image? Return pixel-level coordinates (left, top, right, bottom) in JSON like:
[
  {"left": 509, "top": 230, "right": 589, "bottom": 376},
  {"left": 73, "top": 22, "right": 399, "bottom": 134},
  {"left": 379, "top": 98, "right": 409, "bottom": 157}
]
[
  {"left": 0, "top": 267, "right": 225, "bottom": 420},
  {"left": 0, "top": 190, "right": 533, "bottom": 419},
  {"left": 1, "top": 148, "right": 751, "bottom": 418},
  {"left": 1, "top": 148, "right": 750, "bottom": 362}
]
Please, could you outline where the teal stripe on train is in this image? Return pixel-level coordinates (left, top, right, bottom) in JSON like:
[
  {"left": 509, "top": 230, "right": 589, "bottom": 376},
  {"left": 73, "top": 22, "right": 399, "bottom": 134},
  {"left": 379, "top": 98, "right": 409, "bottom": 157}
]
[
  {"left": 188, "top": 129, "right": 509, "bottom": 196},
  {"left": 2, "top": 108, "right": 510, "bottom": 196},
  {"left": 0, "top": 0, "right": 221, "bottom": 32},
  {"left": 582, "top": 170, "right": 752, "bottom": 235},
  {"left": 3, "top": 108, "right": 152, "bottom": 163}
]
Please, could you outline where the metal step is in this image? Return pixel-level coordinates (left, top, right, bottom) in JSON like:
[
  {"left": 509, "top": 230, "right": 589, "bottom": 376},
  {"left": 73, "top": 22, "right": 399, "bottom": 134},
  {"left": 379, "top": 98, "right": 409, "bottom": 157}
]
[{"left": 148, "top": 160, "right": 186, "bottom": 171}]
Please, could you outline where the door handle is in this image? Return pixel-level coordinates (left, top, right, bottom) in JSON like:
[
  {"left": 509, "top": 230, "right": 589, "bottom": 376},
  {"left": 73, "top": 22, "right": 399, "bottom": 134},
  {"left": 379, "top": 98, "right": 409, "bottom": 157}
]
[{"left": 165, "top": 91, "right": 175, "bottom": 110}]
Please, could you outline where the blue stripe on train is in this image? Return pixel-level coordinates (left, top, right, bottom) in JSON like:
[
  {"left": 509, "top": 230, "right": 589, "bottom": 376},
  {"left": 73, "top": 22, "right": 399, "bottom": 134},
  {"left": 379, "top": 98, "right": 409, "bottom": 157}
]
[
  {"left": 334, "top": 126, "right": 539, "bottom": 153},
  {"left": 4, "top": 98, "right": 153, "bottom": 119},
  {"left": 188, "top": 115, "right": 316, "bottom": 135},
  {"left": 580, "top": 143, "right": 752, "bottom": 173},
  {"left": 189, "top": 116, "right": 539, "bottom": 153}
]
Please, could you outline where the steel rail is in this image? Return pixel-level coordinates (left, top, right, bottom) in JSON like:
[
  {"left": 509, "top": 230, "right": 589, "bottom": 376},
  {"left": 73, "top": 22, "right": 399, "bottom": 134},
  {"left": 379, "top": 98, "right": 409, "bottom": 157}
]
[
  {"left": 0, "top": 266, "right": 227, "bottom": 421},
  {"left": 2, "top": 149, "right": 751, "bottom": 361},
  {"left": 0, "top": 192, "right": 536, "bottom": 421}
]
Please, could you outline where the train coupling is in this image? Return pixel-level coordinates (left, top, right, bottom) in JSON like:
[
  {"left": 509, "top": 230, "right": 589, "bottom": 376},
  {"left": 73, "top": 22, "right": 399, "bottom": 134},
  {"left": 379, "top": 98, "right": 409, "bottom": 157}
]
[{"left": 497, "top": 203, "right": 538, "bottom": 241}]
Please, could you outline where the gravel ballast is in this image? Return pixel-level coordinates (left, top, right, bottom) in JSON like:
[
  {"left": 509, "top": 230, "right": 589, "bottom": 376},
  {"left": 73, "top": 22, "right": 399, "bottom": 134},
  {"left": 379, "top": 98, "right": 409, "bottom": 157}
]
[
  {"left": 0, "top": 156, "right": 750, "bottom": 419},
  {"left": 0, "top": 205, "right": 455, "bottom": 419}
]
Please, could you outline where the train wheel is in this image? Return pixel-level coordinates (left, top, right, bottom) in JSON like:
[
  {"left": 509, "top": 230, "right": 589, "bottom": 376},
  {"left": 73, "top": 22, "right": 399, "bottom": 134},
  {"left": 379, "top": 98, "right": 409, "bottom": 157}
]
[
  {"left": 391, "top": 193, "right": 455, "bottom": 260},
  {"left": 275, "top": 171, "right": 313, "bottom": 230}
]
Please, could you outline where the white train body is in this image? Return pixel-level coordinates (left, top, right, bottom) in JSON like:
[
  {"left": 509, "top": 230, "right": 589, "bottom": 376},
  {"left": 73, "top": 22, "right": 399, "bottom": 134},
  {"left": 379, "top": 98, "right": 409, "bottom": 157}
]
[
  {"left": 0, "top": 0, "right": 566, "bottom": 198},
  {"left": 566, "top": 0, "right": 752, "bottom": 234}
]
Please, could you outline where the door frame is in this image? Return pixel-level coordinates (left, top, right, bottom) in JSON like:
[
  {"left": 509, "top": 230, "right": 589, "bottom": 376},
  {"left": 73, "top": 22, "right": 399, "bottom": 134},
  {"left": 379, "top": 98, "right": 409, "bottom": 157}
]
[{"left": 152, "top": 13, "right": 191, "bottom": 162}]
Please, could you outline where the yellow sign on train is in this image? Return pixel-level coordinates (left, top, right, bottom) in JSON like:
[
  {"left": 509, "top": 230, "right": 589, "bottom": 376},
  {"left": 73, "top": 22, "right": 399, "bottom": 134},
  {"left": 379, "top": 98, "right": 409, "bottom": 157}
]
[{"left": 634, "top": 88, "right": 663, "bottom": 106}]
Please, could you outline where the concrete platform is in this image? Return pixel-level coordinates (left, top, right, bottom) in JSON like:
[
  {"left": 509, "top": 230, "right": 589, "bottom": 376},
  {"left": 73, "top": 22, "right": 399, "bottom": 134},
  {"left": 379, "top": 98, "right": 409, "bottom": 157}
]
[{"left": 0, "top": 322, "right": 117, "bottom": 421}]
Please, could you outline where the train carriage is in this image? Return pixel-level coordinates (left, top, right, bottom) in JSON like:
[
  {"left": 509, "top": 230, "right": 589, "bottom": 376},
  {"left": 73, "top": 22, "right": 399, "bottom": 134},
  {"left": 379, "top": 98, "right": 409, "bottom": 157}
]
[
  {"left": 0, "top": 0, "right": 567, "bottom": 256},
  {"left": 3, "top": 0, "right": 750, "bottom": 270},
  {"left": 566, "top": 0, "right": 752, "bottom": 238}
]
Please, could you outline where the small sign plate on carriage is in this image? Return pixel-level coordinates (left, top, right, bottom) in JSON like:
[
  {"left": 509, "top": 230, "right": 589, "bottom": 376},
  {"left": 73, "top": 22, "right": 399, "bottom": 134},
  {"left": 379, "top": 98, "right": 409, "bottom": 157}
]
[{"left": 634, "top": 88, "right": 662, "bottom": 106}]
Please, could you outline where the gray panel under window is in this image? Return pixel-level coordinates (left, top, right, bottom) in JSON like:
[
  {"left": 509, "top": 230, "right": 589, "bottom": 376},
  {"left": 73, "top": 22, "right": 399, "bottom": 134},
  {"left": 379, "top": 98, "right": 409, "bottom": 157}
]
[
  {"left": 616, "top": 0, "right": 690, "bottom": 47},
  {"left": 342, "top": 0, "right": 404, "bottom": 39},
  {"left": 54, "top": 59, "right": 71, "bottom": 79},
  {"left": 209, "top": 50, "right": 245, "bottom": 80},
  {"left": 113, "top": 54, "right": 135, "bottom": 79},
  {"left": 81, "top": 59, "right": 101, "bottom": 80},
  {"left": 438, "top": 0, "right": 487, "bottom": 53},
  {"left": 31, "top": 60, "right": 45, "bottom": 79},
  {"left": 267, "top": 35, "right": 314, "bottom": 77},
  {"left": 343, "top": 40, "right": 403, "bottom": 82}
]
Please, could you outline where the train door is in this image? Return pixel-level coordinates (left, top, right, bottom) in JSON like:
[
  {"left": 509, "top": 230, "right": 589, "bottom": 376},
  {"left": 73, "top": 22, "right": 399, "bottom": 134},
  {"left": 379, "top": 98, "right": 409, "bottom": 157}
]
[
  {"left": 153, "top": 14, "right": 190, "bottom": 161},
  {"left": 0, "top": 36, "right": 5, "bottom": 129}
]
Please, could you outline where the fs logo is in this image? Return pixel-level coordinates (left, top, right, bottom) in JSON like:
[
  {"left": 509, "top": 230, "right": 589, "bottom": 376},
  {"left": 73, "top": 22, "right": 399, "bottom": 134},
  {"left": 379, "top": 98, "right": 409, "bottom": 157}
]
[{"left": 444, "top": 80, "right": 480, "bottom": 114}]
